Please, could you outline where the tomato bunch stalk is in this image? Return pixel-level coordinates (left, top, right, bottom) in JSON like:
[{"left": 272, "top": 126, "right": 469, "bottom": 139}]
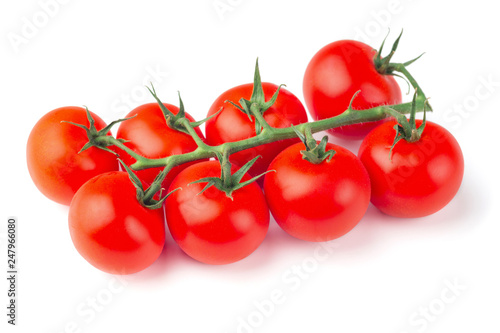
[{"left": 83, "top": 61, "right": 429, "bottom": 204}]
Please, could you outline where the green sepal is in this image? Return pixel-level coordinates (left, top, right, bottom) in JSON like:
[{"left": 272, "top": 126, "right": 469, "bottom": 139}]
[
  {"left": 62, "top": 106, "right": 133, "bottom": 155},
  {"left": 190, "top": 178, "right": 221, "bottom": 196},
  {"left": 403, "top": 52, "right": 425, "bottom": 67},
  {"left": 347, "top": 90, "right": 361, "bottom": 112},
  {"left": 389, "top": 124, "right": 405, "bottom": 161},
  {"left": 190, "top": 107, "right": 223, "bottom": 128},
  {"left": 232, "top": 98, "right": 253, "bottom": 121},
  {"left": 260, "top": 85, "right": 284, "bottom": 114},
  {"left": 118, "top": 159, "right": 144, "bottom": 194},
  {"left": 249, "top": 58, "right": 266, "bottom": 106},
  {"left": 231, "top": 155, "right": 262, "bottom": 184},
  {"left": 416, "top": 96, "right": 428, "bottom": 138},
  {"left": 118, "top": 159, "right": 179, "bottom": 210},
  {"left": 408, "top": 88, "right": 417, "bottom": 128}
]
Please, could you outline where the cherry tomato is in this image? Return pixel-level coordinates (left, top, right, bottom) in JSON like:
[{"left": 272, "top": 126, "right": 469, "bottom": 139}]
[
  {"left": 205, "top": 83, "right": 308, "bottom": 179},
  {"left": 116, "top": 103, "right": 204, "bottom": 189},
  {"left": 264, "top": 142, "right": 371, "bottom": 242},
  {"left": 26, "top": 107, "right": 118, "bottom": 205},
  {"left": 165, "top": 161, "right": 269, "bottom": 265},
  {"left": 303, "top": 40, "right": 402, "bottom": 139},
  {"left": 358, "top": 120, "right": 464, "bottom": 218},
  {"left": 69, "top": 171, "right": 165, "bottom": 274}
]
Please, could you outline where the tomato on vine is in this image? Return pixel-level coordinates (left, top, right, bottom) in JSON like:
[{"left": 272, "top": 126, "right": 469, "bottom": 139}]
[
  {"left": 303, "top": 37, "right": 404, "bottom": 139},
  {"left": 358, "top": 94, "right": 464, "bottom": 218},
  {"left": 264, "top": 130, "right": 371, "bottom": 242},
  {"left": 27, "top": 107, "right": 119, "bottom": 205},
  {"left": 69, "top": 170, "right": 168, "bottom": 275},
  {"left": 205, "top": 60, "right": 308, "bottom": 180},
  {"left": 165, "top": 160, "right": 269, "bottom": 265}
]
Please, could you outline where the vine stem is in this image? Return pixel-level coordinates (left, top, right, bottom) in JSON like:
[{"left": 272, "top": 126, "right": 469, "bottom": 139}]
[
  {"left": 128, "top": 101, "right": 413, "bottom": 171},
  {"left": 391, "top": 63, "right": 431, "bottom": 112},
  {"left": 93, "top": 61, "right": 428, "bottom": 198}
]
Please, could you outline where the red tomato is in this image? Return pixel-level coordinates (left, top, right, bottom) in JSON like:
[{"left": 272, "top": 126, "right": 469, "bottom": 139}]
[
  {"left": 303, "top": 40, "right": 402, "bottom": 139},
  {"left": 358, "top": 120, "right": 464, "bottom": 218},
  {"left": 26, "top": 107, "right": 118, "bottom": 205},
  {"left": 116, "top": 103, "right": 203, "bottom": 189},
  {"left": 69, "top": 171, "right": 165, "bottom": 274},
  {"left": 205, "top": 83, "right": 308, "bottom": 179},
  {"left": 264, "top": 142, "right": 371, "bottom": 242},
  {"left": 165, "top": 161, "right": 269, "bottom": 265}
]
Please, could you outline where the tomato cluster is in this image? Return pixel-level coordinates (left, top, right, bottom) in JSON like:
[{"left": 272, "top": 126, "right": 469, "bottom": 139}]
[{"left": 26, "top": 38, "right": 464, "bottom": 275}]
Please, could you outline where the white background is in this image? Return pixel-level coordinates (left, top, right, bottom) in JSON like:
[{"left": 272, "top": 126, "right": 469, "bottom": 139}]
[{"left": 1, "top": 1, "right": 499, "bottom": 332}]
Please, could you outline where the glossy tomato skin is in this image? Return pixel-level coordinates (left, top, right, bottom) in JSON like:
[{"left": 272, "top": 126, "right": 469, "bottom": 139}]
[
  {"left": 303, "top": 40, "right": 402, "bottom": 139},
  {"left": 116, "top": 103, "right": 204, "bottom": 190},
  {"left": 358, "top": 120, "right": 464, "bottom": 218},
  {"left": 264, "top": 142, "right": 371, "bottom": 242},
  {"left": 27, "top": 107, "right": 119, "bottom": 205},
  {"left": 205, "top": 83, "right": 308, "bottom": 178},
  {"left": 165, "top": 161, "right": 269, "bottom": 265},
  {"left": 69, "top": 172, "right": 165, "bottom": 274}
]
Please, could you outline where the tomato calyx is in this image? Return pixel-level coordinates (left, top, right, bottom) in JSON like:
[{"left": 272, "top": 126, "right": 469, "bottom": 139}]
[
  {"left": 292, "top": 126, "right": 335, "bottom": 164},
  {"left": 374, "top": 30, "right": 425, "bottom": 80},
  {"left": 371, "top": 31, "right": 432, "bottom": 114},
  {"left": 147, "top": 85, "right": 220, "bottom": 136},
  {"left": 118, "top": 159, "right": 178, "bottom": 209},
  {"left": 190, "top": 153, "right": 272, "bottom": 200},
  {"left": 62, "top": 107, "right": 132, "bottom": 155},
  {"left": 225, "top": 58, "right": 284, "bottom": 135},
  {"left": 386, "top": 90, "right": 430, "bottom": 158}
]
